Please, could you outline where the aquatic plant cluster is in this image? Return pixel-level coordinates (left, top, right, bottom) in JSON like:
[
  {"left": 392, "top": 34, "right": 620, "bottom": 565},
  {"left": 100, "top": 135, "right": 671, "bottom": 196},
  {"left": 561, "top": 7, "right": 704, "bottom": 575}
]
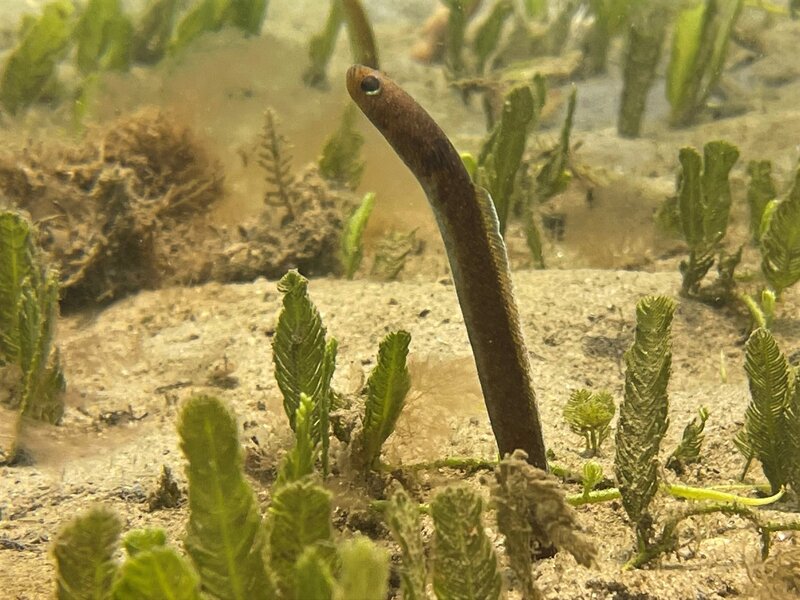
[{"left": 2, "top": 0, "right": 800, "bottom": 598}]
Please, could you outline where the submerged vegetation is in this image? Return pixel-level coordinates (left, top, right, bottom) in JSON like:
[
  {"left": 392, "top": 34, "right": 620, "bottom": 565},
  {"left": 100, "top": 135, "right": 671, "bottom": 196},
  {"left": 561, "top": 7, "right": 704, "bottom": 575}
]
[{"left": 3, "top": 0, "right": 800, "bottom": 598}]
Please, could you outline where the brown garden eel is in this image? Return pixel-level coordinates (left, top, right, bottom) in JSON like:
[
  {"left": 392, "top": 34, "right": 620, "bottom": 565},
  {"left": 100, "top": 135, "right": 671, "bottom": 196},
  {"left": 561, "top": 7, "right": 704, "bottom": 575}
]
[{"left": 346, "top": 65, "right": 548, "bottom": 469}]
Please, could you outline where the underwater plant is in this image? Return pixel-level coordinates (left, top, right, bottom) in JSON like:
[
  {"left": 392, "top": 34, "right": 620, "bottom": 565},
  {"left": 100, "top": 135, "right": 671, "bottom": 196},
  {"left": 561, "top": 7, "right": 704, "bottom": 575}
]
[
  {"left": 666, "top": 406, "right": 710, "bottom": 474},
  {"left": 303, "top": 0, "right": 378, "bottom": 88},
  {"left": 758, "top": 166, "right": 800, "bottom": 298},
  {"left": 580, "top": 0, "right": 633, "bottom": 76},
  {"left": 0, "top": 0, "right": 74, "bottom": 115},
  {"left": 171, "top": 0, "right": 269, "bottom": 53},
  {"left": 259, "top": 108, "right": 299, "bottom": 221},
  {"left": 737, "top": 328, "right": 800, "bottom": 494},
  {"left": 563, "top": 388, "right": 615, "bottom": 457},
  {"left": 371, "top": 229, "right": 419, "bottom": 280},
  {"left": 666, "top": 0, "right": 743, "bottom": 128},
  {"left": 74, "top": 0, "right": 133, "bottom": 75},
  {"left": 670, "top": 140, "right": 740, "bottom": 301},
  {"left": 340, "top": 192, "right": 376, "bottom": 279},
  {"left": 272, "top": 270, "right": 411, "bottom": 474},
  {"left": 318, "top": 105, "right": 366, "bottom": 190},
  {"left": 746, "top": 159, "right": 778, "bottom": 243},
  {"left": 52, "top": 394, "right": 390, "bottom": 599},
  {"left": 0, "top": 211, "right": 65, "bottom": 464}
]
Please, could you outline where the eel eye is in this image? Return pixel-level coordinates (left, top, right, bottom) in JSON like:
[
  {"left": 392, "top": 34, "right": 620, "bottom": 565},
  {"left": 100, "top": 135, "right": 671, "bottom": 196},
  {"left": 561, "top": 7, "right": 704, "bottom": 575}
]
[{"left": 360, "top": 75, "right": 381, "bottom": 96}]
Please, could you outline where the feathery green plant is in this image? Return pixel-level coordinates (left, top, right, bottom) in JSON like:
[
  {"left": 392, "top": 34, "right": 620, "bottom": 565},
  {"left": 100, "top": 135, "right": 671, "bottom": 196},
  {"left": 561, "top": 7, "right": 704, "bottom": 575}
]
[
  {"left": 534, "top": 86, "right": 576, "bottom": 205},
  {"left": 384, "top": 489, "right": 427, "bottom": 600},
  {"left": 52, "top": 507, "right": 121, "bottom": 600},
  {"left": 132, "top": 0, "right": 180, "bottom": 64},
  {"left": 666, "top": 406, "right": 709, "bottom": 474},
  {"left": 740, "top": 328, "right": 800, "bottom": 494},
  {"left": 431, "top": 485, "right": 502, "bottom": 600},
  {"left": 581, "top": 461, "right": 605, "bottom": 499},
  {"left": 334, "top": 537, "right": 389, "bottom": 600},
  {"left": 171, "top": 0, "right": 268, "bottom": 53},
  {"left": 268, "top": 478, "right": 334, "bottom": 597},
  {"left": 666, "top": 0, "right": 743, "bottom": 128},
  {"left": 276, "top": 393, "right": 317, "bottom": 487},
  {"left": 0, "top": 211, "right": 65, "bottom": 463},
  {"left": 441, "top": 0, "right": 481, "bottom": 77},
  {"left": 563, "top": 388, "right": 615, "bottom": 457},
  {"left": 259, "top": 108, "right": 298, "bottom": 221},
  {"left": 340, "top": 192, "right": 376, "bottom": 279},
  {"left": 319, "top": 105, "right": 365, "bottom": 190},
  {"left": 759, "top": 166, "right": 800, "bottom": 298},
  {"left": 493, "top": 450, "right": 596, "bottom": 600},
  {"left": 74, "top": 0, "right": 133, "bottom": 75},
  {"left": 615, "top": 295, "right": 675, "bottom": 552},
  {"left": 472, "top": 0, "right": 514, "bottom": 74},
  {"left": 0, "top": 0, "right": 74, "bottom": 115},
  {"left": 673, "top": 140, "right": 740, "bottom": 299},
  {"left": 581, "top": 0, "right": 633, "bottom": 76},
  {"left": 112, "top": 546, "right": 203, "bottom": 600},
  {"left": 355, "top": 330, "right": 411, "bottom": 470},
  {"left": 273, "top": 270, "right": 337, "bottom": 472},
  {"left": 122, "top": 528, "right": 168, "bottom": 555},
  {"left": 302, "top": 0, "right": 344, "bottom": 88},
  {"left": 747, "top": 160, "right": 777, "bottom": 243},
  {"left": 371, "top": 229, "right": 418, "bottom": 281},
  {"left": 477, "top": 84, "right": 538, "bottom": 235},
  {"left": 178, "top": 394, "right": 273, "bottom": 599}
]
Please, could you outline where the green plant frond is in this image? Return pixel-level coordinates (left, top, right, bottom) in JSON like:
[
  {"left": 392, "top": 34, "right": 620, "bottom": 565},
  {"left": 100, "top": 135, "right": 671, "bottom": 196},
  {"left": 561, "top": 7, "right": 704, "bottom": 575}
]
[
  {"left": 111, "top": 546, "right": 202, "bottom": 600},
  {"left": 701, "top": 140, "right": 739, "bottom": 245},
  {"left": 431, "top": 486, "right": 502, "bottom": 600},
  {"left": 319, "top": 104, "right": 365, "bottom": 189},
  {"left": 0, "top": 1, "right": 74, "bottom": 115},
  {"left": 615, "top": 295, "right": 675, "bottom": 529},
  {"left": 0, "top": 212, "right": 38, "bottom": 360},
  {"left": 178, "top": 395, "right": 272, "bottom": 600},
  {"left": 302, "top": 0, "right": 343, "bottom": 88},
  {"left": 359, "top": 330, "right": 411, "bottom": 469},
  {"left": 563, "top": 389, "right": 615, "bottom": 455},
  {"left": 277, "top": 393, "right": 317, "bottom": 487},
  {"left": 268, "top": 478, "right": 333, "bottom": 596},
  {"left": 477, "top": 84, "right": 537, "bottom": 234},
  {"left": 273, "top": 270, "right": 331, "bottom": 430},
  {"left": 787, "top": 370, "right": 800, "bottom": 491},
  {"left": 747, "top": 160, "right": 777, "bottom": 242},
  {"left": 535, "top": 86, "right": 577, "bottom": 204},
  {"left": 743, "top": 328, "right": 792, "bottom": 493},
  {"left": 341, "top": 192, "right": 376, "bottom": 279},
  {"left": 472, "top": 0, "right": 514, "bottom": 74},
  {"left": 294, "top": 546, "right": 335, "bottom": 600},
  {"left": 334, "top": 537, "right": 389, "bottom": 600},
  {"left": 667, "top": 406, "right": 710, "bottom": 474},
  {"left": 171, "top": 0, "right": 228, "bottom": 54},
  {"left": 122, "top": 529, "right": 167, "bottom": 556},
  {"left": 761, "top": 167, "right": 800, "bottom": 296},
  {"left": 131, "top": 0, "right": 179, "bottom": 64},
  {"left": 227, "top": 0, "right": 268, "bottom": 35},
  {"left": 74, "top": 0, "right": 133, "bottom": 75},
  {"left": 385, "top": 489, "right": 427, "bottom": 600},
  {"left": 52, "top": 506, "right": 121, "bottom": 600},
  {"left": 582, "top": 461, "right": 605, "bottom": 497}
]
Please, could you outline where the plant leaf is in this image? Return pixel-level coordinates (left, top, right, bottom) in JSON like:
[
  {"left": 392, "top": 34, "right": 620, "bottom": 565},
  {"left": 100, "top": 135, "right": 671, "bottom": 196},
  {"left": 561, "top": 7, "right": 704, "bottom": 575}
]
[
  {"left": 746, "top": 160, "right": 777, "bottom": 242},
  {"left": 52, "top": 506, "right": 121, "bottom": 600},
  {"left": 276, "top": 393, "right": 317, "bottom": 487},
  {"left": 0, "top": 1, "right": 74, "bottom": 115},
  {"left": 122, "top": 529, "right": 167, "bottom": 556},
  {"left": 319, "top": 104, "right": 365, "bottom": 189},
  {"left": 178, "top": 395, "right": 272, "bottom": 600},
  {"left": 743, "top": 328, "right": 792, "bottom": 493},
  {"left": 74, "top": 0, "right": 133, "bottom": 74},
  {"left": 472, "top": 0, "right": 513, "bottom": 74},
  {"left": 761, "top": 167, "right": 800, "bottom": 296},
  {"left": 431, "top": 486, "right": 502, "bottom": 600},
  {"left": 359, "top": 330, "right": 411, "bottom": 469},
  {"left": 340, "top": 192, "right": 376, "bottom": 279},
  {"left": 384, "top": 489, "right": 427, "bottom": 600},
  {"left": 293, "top": 546, "right": 334, "bottom": 600},
  {"left": 334, "top": 537, "right": 389, "bottom": 600},
  {"left": 112, "top": 547, "right": 202, "bottom": 600},
  {"left": 666, "top": 406, "right": 709, "bottom": 474},
  {"left": 268, "top": 479, "right": 333, "bottom": 596},
  {"left": 615, "top": 295, "right": 675, "bottom": 530}
]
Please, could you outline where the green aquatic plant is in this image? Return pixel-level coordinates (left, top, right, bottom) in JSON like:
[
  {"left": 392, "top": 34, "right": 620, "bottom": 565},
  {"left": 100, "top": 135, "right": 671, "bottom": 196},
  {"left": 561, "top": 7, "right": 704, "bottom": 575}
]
[
  {"left": 472, "top": 0, "right": 514, "bottom": 74},
  {"left": 0, "top": 212, "right": 65, "bottom": 463},
  {"left": 384, "top": 489, "right": 427, "bottom": 600},
  {"left": 172, "top": 0, "right": 269, "bottom": 53},
  {"left": 477, "top": 84, "right": 538, "bottom": 235},
  {"left": 441, "top": 0, "right": 482, "bottom": 77},
  {"left": 615, "top": 295, "right": 675, "bottom": 557},
  {"left": 179, "top": 395, "right": 274, "bottom": 599},
  {"left": 52, "top": 507, "right": 121, "bottom": 599},
  {"left": 581, "top": 0, "right": 633, "bottom": 75},
  {"left": 74, "top": 0, "right": 133, "bottom": 75},
  {"left": 738, "top": 328, "right": 800, "bottom": 494},
  {"left": 273, "top": 270, "right": 337, "bottom": 473},
  {"left": 746, "top": 160, "right": 778, "bottom": 243},
  {"left": 354, "top": 330, "right": 412, "bottom": 470},
  {"left": 319, "top": 105, "right": 365, "bottom": 189},
  {"left": 0, "top": 0, "right": 74, "bottom": 115},
  {"left": 666, "top": 406, "right": 710, "bottom": 474},
  {"left": 53, "top": 394, "right": 391, "bottom": 598},
  {"left": 759, "top": 166, "right": 800, "bottom": 298},
  {"left": 259, "top": 108, "right": 299, "bottom": 221},
  {"left": 431, "top": 485, "right": 502, "bottom": 600},
  {"left": 303, "top": 0, "right": 377, "bottom": 88},
  {"left": 617, "top": 1, "right": 672, "bottom": 137},
  {"left": 666, "top": 0, "right": 743, "bottom": 128},
  {"left": 276, "top": 393, "right": 317, "bottom": 487},
  {"left": 563, "top": 388, "right": 615, "bottom": 457},
  {"left": 131, "top": 0, "right": 180, "bottom": 64},
  {"left": 673, "top": 140, "right": 740, "bottom": 300},
  {"left": 340, "top": 192, "right": 376, "bottom": 279},
  {"left": 371, "top": 229, "right": 418, "bottom": 280}
]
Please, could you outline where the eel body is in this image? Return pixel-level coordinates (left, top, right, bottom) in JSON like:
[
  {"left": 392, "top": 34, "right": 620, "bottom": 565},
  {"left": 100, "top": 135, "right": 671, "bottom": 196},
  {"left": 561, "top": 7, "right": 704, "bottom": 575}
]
[{"left": 346, "top": 65, "right": 547, "bottom": 469}]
